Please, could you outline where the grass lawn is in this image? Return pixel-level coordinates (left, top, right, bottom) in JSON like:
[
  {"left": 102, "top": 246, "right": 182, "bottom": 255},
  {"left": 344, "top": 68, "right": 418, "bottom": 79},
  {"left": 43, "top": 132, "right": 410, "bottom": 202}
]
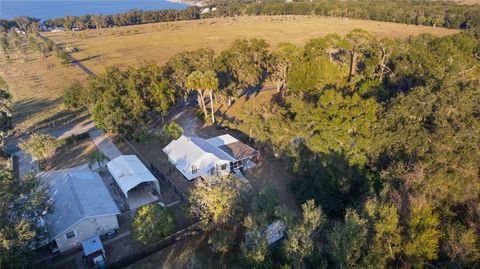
[
  {"left": 0, "top": 39, "right": 88, "bottom": 136},
  {"left": 46, "top": 15, "right": 458, "bottom": 75}
]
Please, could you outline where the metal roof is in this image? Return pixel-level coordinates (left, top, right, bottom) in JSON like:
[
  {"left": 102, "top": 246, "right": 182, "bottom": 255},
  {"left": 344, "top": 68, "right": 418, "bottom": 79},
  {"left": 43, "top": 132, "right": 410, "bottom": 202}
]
[
  {"left": 265, "top": 220, "right": 286, "bottom": 245},
  {"left": 43, "top": 171, "right": 120, "bottom": 240},
  {"left": 163, "top": 135, "right": 235, "bottom": 179},
  {"left": 107, "top": 155, "right": 160, "bottom": 198},
  {"left": 206, "top": 134, "right": 239, "bottom": 147}
]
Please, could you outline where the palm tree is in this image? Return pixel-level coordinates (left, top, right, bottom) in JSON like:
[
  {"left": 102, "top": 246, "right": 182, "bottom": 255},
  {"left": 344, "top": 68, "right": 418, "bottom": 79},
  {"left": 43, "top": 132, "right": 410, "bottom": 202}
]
[
  {"left": 187, "top": 70, "right": 219, "bottom": 123},
  {"left": 202, "top": 71, "right": 219, "bottom": 124},
  {"left": 187, "top": 70, "right": 208, "bottom": 120}
]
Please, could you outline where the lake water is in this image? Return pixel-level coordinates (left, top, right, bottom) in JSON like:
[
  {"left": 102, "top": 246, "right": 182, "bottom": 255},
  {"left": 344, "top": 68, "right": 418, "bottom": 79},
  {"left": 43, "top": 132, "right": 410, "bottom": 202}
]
[{"left": 0, "top": 0, "right": 188, "bottom": 21}]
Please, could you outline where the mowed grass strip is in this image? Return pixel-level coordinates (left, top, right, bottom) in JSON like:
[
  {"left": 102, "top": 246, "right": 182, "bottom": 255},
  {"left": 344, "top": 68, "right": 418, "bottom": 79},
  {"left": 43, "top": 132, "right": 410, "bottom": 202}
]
[{"left": 46, "top": 15, "right": 459, "bottom": 75}]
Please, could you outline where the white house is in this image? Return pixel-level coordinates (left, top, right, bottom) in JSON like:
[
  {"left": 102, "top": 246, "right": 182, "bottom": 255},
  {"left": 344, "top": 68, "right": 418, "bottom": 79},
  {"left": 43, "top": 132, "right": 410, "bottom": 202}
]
[
  {"left": 107, "top": 155, "right": 160, "bottom": 209},
  {"left": 163, "top": 134, "right": 258, "bottom": 180},
  {"left": 42, "top": 171, "right": 120, "bottom": 253}
]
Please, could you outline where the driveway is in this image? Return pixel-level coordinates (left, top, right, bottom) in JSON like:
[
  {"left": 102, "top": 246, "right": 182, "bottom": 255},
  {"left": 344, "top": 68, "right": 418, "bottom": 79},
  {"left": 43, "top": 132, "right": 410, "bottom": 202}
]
[{"left": 88, "top": 129, "right": 121, "bottom": 160}]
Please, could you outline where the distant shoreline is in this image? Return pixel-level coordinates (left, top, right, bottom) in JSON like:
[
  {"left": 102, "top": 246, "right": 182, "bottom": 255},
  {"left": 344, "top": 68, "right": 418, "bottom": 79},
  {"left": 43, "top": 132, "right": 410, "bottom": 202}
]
[
  {"left": 1, "top": 0, "right": 191, "bottom": 21},
  {"left": 165, "top": 0, "right": 201, "bottom": 7}
]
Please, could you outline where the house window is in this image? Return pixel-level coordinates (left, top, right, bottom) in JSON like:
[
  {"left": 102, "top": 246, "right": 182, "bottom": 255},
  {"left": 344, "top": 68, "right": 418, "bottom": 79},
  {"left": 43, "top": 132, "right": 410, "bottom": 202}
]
[
  {"left": 65, "top": 231, "right": 75, "bottom": 239},
  {"left": 191, "top": 165, "right": 198, "bottom": 174},
  {"left": 220, "top": 163, "right": 227, "bottom": 170}
]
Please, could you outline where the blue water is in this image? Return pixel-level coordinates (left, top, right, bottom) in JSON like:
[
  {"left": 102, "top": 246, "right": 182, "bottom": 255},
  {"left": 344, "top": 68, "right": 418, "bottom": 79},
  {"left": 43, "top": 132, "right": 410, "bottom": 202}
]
[{"left": 0, "top": 0, "right": 188, "bottom": 21}]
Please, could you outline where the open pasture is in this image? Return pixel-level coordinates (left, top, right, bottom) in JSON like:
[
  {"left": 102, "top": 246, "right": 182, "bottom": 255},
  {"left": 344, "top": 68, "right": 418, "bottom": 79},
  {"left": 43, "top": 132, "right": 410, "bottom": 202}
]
[{"left": 46, "top": 15, "right": 458, "bottom": 75}]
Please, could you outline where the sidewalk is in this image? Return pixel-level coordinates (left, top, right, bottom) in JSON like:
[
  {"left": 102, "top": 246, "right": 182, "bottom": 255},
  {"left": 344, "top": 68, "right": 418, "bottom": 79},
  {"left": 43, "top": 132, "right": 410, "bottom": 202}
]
[{"left": 88, "top": 130, "right": 121, "bottom": 160}]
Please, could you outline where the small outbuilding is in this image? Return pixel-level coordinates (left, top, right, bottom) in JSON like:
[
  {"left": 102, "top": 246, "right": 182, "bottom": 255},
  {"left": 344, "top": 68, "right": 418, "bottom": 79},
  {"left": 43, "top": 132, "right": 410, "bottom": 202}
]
[
  {"left": 265, "top": 220, "right": 287, "bottom": 245},
  {"left": 245, "top": 220, "right": 286, "bottom": 249},
  {"left": 82, "top": 235, "right": 107, "bottom": 268},
  {"left": 107, "top": 155, "right": 160, "bottom": 209}
]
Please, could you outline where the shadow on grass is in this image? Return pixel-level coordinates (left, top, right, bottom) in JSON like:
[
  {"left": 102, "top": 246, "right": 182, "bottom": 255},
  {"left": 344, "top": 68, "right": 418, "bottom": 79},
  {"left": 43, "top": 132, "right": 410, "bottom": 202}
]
[
  {"left": 35, "top": 108, "right": 89, "bottom": 130},
  {"left": 73, "top": 54, "right": 101, "bottom": 63},
  {"left": 12, "top": 97, "right": 63, "bottom": 125},
  {"left": 12, "top": 97, "right": 90, "bottom": 137}
]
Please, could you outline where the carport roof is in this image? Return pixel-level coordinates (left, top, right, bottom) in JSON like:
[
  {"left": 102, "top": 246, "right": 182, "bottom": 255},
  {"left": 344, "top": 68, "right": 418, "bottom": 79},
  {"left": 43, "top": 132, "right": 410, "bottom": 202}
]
[{"left": 107, "top": 155, "right": 160, "bottom": 198}]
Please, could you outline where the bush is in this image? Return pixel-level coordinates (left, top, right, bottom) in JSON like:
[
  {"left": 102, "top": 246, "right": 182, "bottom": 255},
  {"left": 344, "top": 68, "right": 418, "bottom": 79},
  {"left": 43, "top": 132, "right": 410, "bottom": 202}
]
[
  {"left": 132, "top": 204, "right": 176, "bottom": 245},
  {"left": 54, "top": 47, "right": 69, "bottom": 65},
  {"left": 63, "top": 81, "right": 84, "bottom": 109},
  {"left": 162, "top": 122, "right": 184, "bottom": 140}
]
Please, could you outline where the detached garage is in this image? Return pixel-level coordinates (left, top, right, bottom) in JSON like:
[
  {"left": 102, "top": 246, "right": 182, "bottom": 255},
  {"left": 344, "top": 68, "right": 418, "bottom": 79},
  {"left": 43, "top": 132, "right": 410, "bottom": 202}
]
[{"left": 107, "top": 155, "right": 160, "bottom": 209}]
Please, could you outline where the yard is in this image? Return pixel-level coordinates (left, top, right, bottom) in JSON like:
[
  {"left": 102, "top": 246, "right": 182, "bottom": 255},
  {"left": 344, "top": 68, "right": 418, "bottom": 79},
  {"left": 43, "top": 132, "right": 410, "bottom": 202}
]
[
  {"left": 125, "top": 233, "right": 230, "bottom": 269},
  {"left": 48, "top": 136, "right": 98, "bottom": 171},
  {"left": 45, "top": 15, "right": 458, "bottom": 75}
]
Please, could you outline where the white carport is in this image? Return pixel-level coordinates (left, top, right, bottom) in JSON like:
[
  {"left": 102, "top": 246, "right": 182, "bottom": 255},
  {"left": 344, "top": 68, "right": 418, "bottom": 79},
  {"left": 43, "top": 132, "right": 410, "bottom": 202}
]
[{"left": 107, "top": 155, "right": 160, "bottom": 209}]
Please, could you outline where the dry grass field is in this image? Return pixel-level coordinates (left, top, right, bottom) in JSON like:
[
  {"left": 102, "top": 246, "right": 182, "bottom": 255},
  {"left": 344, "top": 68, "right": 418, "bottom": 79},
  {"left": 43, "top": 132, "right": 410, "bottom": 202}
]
[
  {"left": 46, "top": 15, "right": 459, "bottom": 75},
  {"left": 0, "top": 42, "right": 88, "bottom": 136},
  {"left": 0, "top": 15, "right": 459, "bottom": 135}
]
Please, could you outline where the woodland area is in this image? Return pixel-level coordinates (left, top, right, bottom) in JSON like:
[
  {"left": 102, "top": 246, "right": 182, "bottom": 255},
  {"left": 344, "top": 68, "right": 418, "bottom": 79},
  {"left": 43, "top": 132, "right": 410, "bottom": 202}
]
[{"left": 64, "top": 28, "right": 480, "bottom": 268}]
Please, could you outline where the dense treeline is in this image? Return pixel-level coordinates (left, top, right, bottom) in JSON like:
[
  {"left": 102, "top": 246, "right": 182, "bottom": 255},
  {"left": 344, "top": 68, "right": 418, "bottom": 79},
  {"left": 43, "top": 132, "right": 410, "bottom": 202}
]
[
  {"left": 224, "top": 30, "right": 480, "bottom": 267},
  {"left": 44, "top": 6, "right": 201, "bottom": 30},
  {"left": 0, "top": 7, "right": 201, "bottom": 32},
  {"left": 66, "top": 28, "right": 480, "bottom": 267},
  {"left": 2, "top": 0, "right": 480, "bottom": 33},
  {"left": 236, "top": 0, "right": 480, "bottom": 29}
]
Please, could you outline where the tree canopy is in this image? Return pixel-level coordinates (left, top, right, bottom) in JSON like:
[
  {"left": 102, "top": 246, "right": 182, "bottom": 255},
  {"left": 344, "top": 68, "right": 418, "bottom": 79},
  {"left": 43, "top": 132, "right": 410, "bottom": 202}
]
[
  {"left": 0, "top": 170, "right": 50, "bottom": 268},
  {"left": 132, "top": 204, "right": 176, "bottom": 245}
]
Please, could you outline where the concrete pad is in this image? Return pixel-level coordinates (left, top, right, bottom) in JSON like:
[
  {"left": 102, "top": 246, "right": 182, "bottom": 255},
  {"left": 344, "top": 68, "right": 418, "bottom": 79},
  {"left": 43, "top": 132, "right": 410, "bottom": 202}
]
[{"left": 127, "top": 188, "right": 158, "bottom": 210}]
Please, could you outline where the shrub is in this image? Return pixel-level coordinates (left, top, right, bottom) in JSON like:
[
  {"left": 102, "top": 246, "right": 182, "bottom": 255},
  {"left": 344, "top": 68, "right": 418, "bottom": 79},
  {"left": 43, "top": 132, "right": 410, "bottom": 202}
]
[
  {"left": 132, "top": 204, "right": 176, "bottom": 245},
  {"left": 63, "top": 81, "right": 84, "bottom": 109}
]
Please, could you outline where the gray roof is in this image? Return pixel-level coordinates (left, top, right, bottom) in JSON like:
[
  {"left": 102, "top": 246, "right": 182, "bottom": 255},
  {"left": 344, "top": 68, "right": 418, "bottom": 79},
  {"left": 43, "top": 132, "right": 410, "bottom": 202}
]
[
  {"left": 44, "top": 171, "right": 120, "bottom": 240},
  {"left": 265, "top": 220, "right": 286, "bottom": 245}
]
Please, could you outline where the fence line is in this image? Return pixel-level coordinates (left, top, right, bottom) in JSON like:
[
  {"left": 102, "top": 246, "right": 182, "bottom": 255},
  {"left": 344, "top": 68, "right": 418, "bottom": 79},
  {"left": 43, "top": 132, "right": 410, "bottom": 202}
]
[
  {"left": 121, "top": 137, "right": 188, "bottom": 202},
  {"left": 108, "top": 219, "right": 205, "bottom": 268}
]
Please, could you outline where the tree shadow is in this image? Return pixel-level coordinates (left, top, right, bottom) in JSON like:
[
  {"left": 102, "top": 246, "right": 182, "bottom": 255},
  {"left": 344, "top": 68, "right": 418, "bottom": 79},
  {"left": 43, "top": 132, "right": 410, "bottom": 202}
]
[
  {"left": 289, "top": 144, "right": 375, "bottom": 219},
  {"left": 72, "top": 54, "right": 101, "bottom": 63},
  {"left": 34, "top": 108, "right": 90, "bottom": 130},
  {"left": 238, "top": 83, "right": 269, "bottom": 101},
  {"left": 11, "top": 97, "right": 90, "bottom": 137},
  {"left": 12, "top": 97, "right": 63, "bottom": 126}
]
